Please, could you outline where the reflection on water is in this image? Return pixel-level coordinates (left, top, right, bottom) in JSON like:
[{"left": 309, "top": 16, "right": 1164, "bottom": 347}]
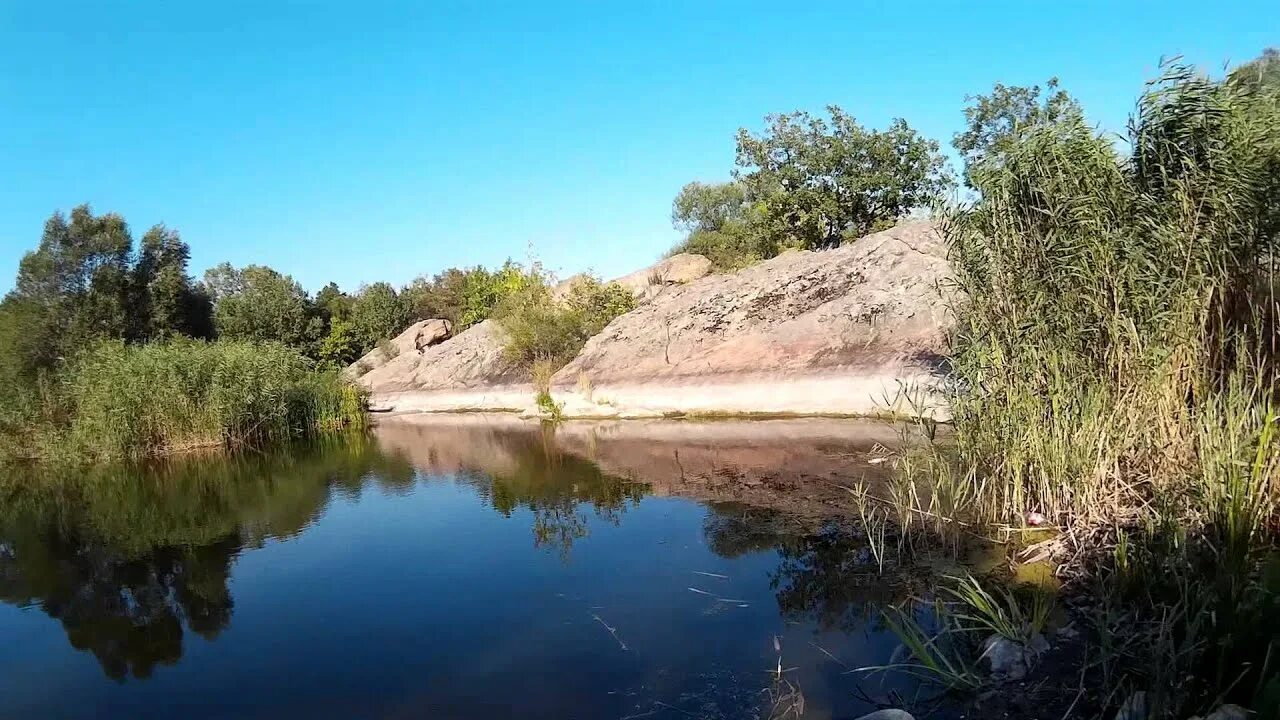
[{"left": 0, "top": 416, "right": 949, "bottom": 719}]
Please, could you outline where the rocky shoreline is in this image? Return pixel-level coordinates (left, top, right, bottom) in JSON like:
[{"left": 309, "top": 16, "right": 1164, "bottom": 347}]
[{"left": 354, "top": 222, "right": 953, "bottom": 420}]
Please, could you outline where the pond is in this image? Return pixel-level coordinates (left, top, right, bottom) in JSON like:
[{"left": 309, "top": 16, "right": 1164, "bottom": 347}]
[{"left": 0, "top": 415, "right": 964, "bottom": 720}]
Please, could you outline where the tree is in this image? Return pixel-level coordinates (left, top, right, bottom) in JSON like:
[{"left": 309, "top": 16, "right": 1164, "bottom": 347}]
[
  {"left": 314, "top": 282, "right": 353, "bottom": 323},
  {"left": 3, "top": 206, "right": 134, "bottom": 376},
  {"left": 203, "top": 264, "right": 323, "bottom": 351},
  {"left": 734, "top": 107, "right": 951, "bottom": 249},
  {"left": 953, "top": 78, "right": 1083, "bottom": 190},
  {"left": 459, "top": 262, "right": 536, "bottom": 328},
  {"left": 131, "top": 225, "right": 212, "bottom": 341},
  {"left": 494, "top": 274, "right": 636, "bottom": 369},
  {"left": 348, "top": 282, "right": 411, "bottom": 351},
  {"left": 402, "top": 268, "right": 469, "bottom": 326},
  {"left": 317, "top": 318, "right": 363, "bottom": 367},
  {"left": 1229, "top": 47, "right": 1280, "bottom": 94},
  {"left": 668, "top": 181, "right": 769, "bottom": 270},
  {"left": 672, "top": 181, "right": 751, "bottom": 233}
]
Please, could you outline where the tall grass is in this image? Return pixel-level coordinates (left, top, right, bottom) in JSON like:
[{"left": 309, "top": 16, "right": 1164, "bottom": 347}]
[
  {"left": 12, "top": 339, "right": 365, "bottom": 462},
  {"left": 910, "top": 64, "right": 1280, "bottom": 715}
]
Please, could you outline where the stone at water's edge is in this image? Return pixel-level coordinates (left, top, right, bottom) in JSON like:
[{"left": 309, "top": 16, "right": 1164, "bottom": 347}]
[{"left": 355, "top": 222, "right": 953, "bottom": 419}]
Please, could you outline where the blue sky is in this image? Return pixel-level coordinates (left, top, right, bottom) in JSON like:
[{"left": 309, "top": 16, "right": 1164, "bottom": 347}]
[{"left": 0, "top": 1, "right": 1274, "bottom": 294}]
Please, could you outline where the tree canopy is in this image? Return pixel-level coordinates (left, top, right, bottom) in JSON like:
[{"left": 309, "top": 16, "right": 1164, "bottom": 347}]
[
  {"left": 202, "top": 263, "right": 324, "bottom": 352},
  {"left": 734, "top": 106, "right": 951, "bottom": 249},
  {"left": 0, "top": 206, "right": 209, "bottom": 382},
  {"left": 952, "top": 78, "right": 1084, "bottom": 189}
]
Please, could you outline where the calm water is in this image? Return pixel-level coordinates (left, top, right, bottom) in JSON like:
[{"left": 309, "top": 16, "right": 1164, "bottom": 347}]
[{"left": 0, "top": 416, "right": 950, "bottom": 720}]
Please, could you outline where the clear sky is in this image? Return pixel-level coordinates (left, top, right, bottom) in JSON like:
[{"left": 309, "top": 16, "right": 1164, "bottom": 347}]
[{"left": 0, "top": 1, "right": 1274, "bottom": 294}]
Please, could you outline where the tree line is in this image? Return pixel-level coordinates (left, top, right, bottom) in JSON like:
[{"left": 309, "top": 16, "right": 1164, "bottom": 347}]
[{"left": 0, "top": 211, "right": 556, "bottom": 389}]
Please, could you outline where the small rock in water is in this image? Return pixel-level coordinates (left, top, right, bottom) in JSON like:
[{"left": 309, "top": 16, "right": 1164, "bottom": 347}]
[
  {"left": 852, "top": 710, "right": 915, "bottom": 720},
  {"left": 1204, "top": 705, "right": 1250, "bottom": 720},
  {"left": 1114, "top": 691, "right": 1148, "bottom": 720},
  {"left": 979, "top": 633, "right": 1049, "bottom": 681}
]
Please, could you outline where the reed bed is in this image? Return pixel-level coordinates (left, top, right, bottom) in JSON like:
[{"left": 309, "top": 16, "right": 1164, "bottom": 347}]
[
  {"left": 9, "top": 339, "right": 365, "bottom": 462},
  {"left": 889, "top": 65, "right": 1280, "bottom": 717}
]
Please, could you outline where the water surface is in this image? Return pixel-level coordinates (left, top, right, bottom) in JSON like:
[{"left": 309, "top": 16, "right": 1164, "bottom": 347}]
[{"left": 0, "top": 416, "right": 948, "bottom": 719}]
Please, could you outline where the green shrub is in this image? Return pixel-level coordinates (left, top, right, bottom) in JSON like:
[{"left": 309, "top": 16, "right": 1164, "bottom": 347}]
[
  {"left": 24, "top": 339, "right": 365, "bottom": 462},
  {"left": 668, "top": 225, "right": 776, "bottom": 272},
  {"left": 494, "top": 275, "right": 637, "bottom": 370},
  {"left": 459, "top": 261, "right": 539, "bottom": 328}
]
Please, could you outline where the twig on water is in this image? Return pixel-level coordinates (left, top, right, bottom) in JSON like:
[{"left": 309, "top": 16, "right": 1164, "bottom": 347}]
[
  {"left": 809, "top": 641, "right": 849, "bottom": 668},
  {"left": 592, "top": 613, "right": 628, "bottom": 651}
]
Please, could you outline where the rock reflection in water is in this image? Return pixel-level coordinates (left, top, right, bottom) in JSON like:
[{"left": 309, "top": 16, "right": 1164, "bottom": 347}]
[
  {"left": 375, "top": 414, "right": 927, "bottom": 629},
  {"left": 0, "top": 415, "right": 935, "bottom": 720}
]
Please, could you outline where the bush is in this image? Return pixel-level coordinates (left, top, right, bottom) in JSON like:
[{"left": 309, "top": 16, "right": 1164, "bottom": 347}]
[
  {"left": 459, "top": 262, "right": 538, "bottom": 329},
  {"left": 19, "top": 339, "right": 365, "bottom": 462},
  {"left": 668, "top": 226, "right": 777, "bottom": 272},
  {"left": 494, "top": 275, "right": 637, "bottom": 370}
]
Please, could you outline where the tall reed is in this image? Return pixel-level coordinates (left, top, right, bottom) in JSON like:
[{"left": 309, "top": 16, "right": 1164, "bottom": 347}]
[
  {"left": 20, "top": 339, "right": 365, "bottom": 462},
  {"left": 916, "top": 63, "right": 1280, "bottom": 715}
]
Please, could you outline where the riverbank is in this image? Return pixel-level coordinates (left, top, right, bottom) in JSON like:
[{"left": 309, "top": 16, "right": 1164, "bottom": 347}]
[{"left": 369, "top": 366, "right": 948, "bottom": 420}]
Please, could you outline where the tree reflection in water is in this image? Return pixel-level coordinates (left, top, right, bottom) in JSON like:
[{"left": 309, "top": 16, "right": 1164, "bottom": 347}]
[
  {"left": 0, "top": 418, "right": 921, "bottom": 687},
  {"left": 703, "top": 502, "right": 919, "bottom": 631},
  {"left": 0, "top": 434, "right": 412, "bottom": 680}
]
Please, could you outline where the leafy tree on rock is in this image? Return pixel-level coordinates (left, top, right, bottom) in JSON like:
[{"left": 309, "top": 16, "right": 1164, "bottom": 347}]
[
  {"left": 402, "top": 268, "right": 469, "bottom": 326},
  {"left": 459, "top": 262, "right": 536, "bottom": 329},
  {"left": 734, "top": 107, "right": 950, "bottom": 249},
  {"left": 668, "top": 181, "right": 770, "bottom": 270}
]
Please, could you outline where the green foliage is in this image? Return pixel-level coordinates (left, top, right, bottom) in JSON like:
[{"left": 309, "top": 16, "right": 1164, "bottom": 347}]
[
  {"left": 131, "top": 225, "right": 214, "bottom": 341},
  {"left": 0, "top": 205, "right": 212, "bottom": 382},
  {"left": 734, "top": 106, "right": 951, "bottom": 249},
  {"left": 668, "top": 181, "right": 773, "bottom": 271},
  {"left": 952, "top": 77, "right": 1084, "bottom": 190},
  {"left": 203, "top": 263, "right": 325, "bottom": 353},
  {"left": 317, "top": 318, "right": 363, "bottom": 367},
  {"left": 315, "top": 282, "right": 354, "bottom": 322},
  {"left": 928, "top": 59, "right": 1280, "bottom": 714},
  {"left": 494, "top": 274, "right": 637, "bottom": 370},
  {"left": 1229, "top": 46, "right": 1280, "bottom": 94},
  {"left": 14, "top": 339, "right": 365, "bottom": 462},
  {"left": 348, "top": 281, "right": 411, "bottom": 352},
  {"left": 941, "top": 574, "right": 1052, "bottom": 644},
  {"left": 402, "top": 267, "right": 469, "bottom": 326},
  {"left": 535, "top": 390, "right": 564, "bottom": 422},
  {"left": 460, "top": 262, "right": 536, "bottom": 329}
]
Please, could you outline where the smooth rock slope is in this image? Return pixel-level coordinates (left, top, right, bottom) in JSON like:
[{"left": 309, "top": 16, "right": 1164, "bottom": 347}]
[{"left": 358, "top": 222, "right": 952, "bottom": 418}]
